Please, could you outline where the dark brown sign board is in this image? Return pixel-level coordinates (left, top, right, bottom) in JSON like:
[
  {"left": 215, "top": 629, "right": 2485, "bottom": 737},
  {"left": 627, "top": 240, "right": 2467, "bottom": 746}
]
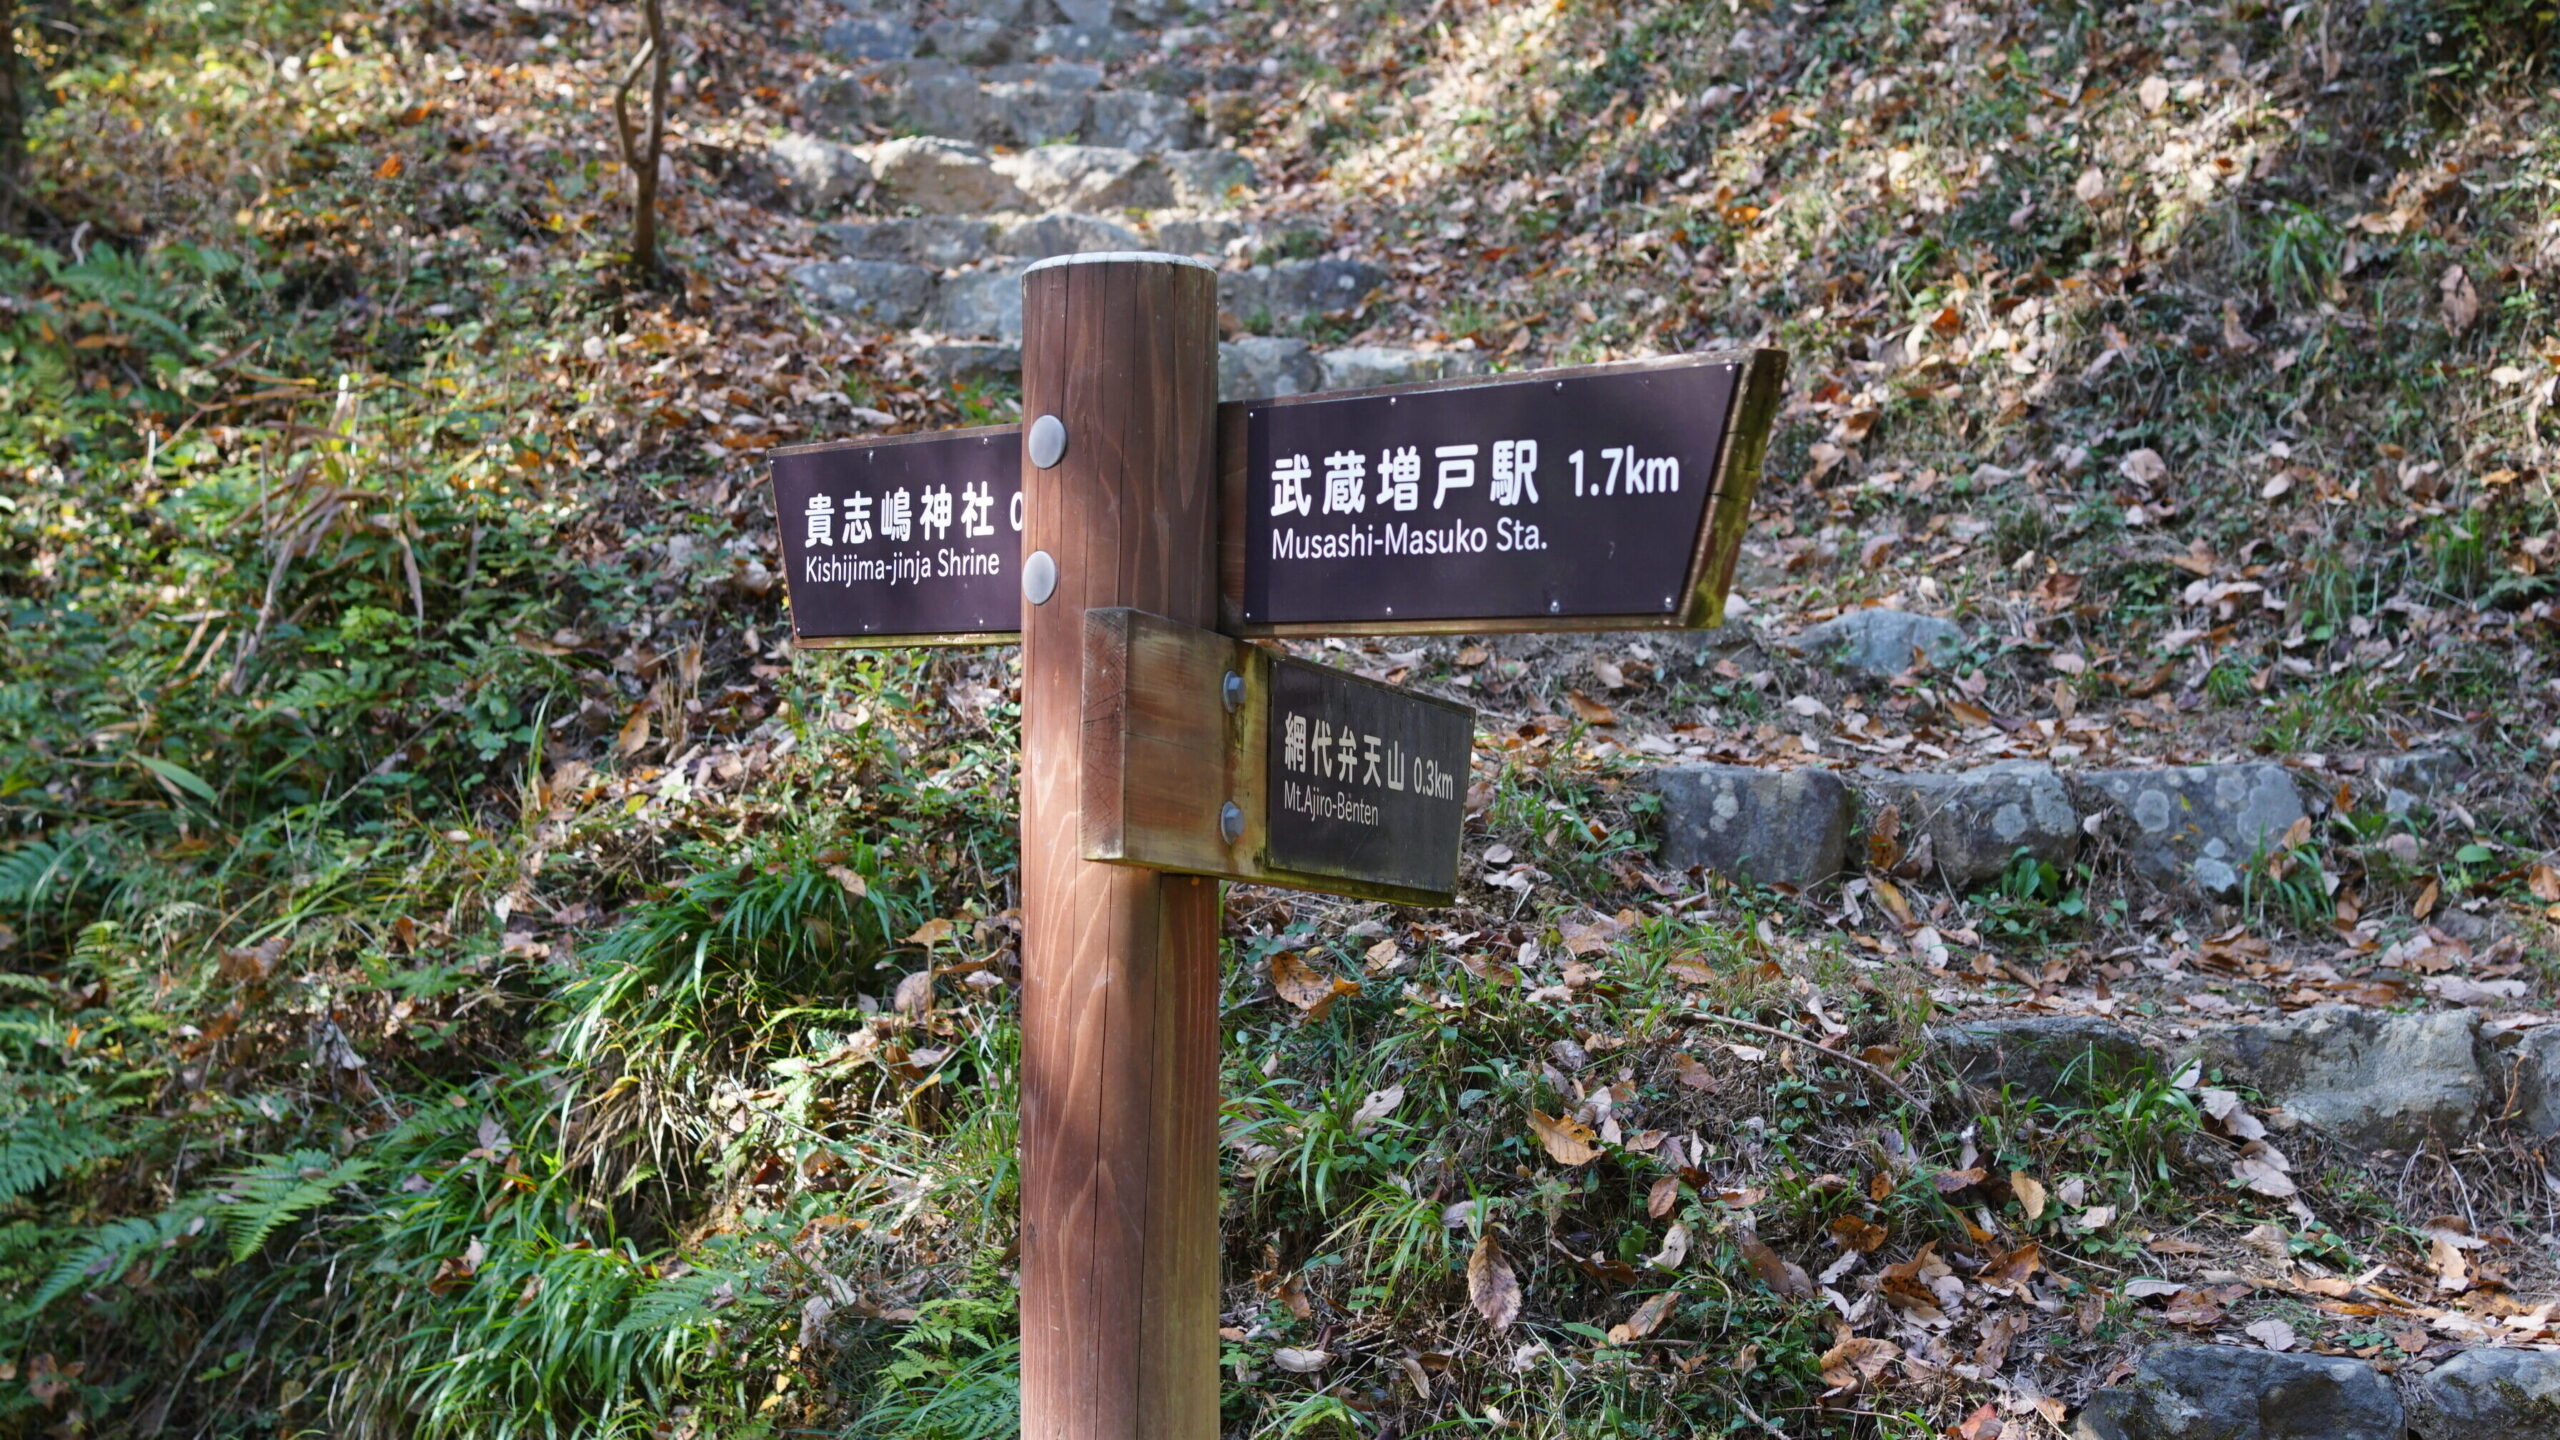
[
  {"left": 770, "top": 424, "right": 1023, "bottom": 647},
  {"left": 1083, "top": 608, "right": 1471, "bottom": 907},
  {"left": 1218, "top": 348, "right": 1785, "bottom": 637}
]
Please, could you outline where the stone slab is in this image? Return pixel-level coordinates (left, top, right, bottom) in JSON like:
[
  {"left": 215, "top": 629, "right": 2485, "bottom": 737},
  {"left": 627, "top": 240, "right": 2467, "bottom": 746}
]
[{"left": 1651, "top": 764, "right": 1853, "bottom": 891}]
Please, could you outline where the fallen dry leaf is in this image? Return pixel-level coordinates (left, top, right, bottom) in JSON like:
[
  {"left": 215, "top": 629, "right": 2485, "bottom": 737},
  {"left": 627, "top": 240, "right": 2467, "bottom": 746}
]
[
  {"left": 1648, "top": 1174, "right": 1684, "bottom": 1219},
  {"left": 1817, "top": 1335, "right": 1900, "bottom": 1391},
  {"left": 2013, "top": 1172, "right": 2048, "bottom": 1223},
  {"left": 2246, "top": 1318, "right": 2298, "bottom": 1352},
  {"left": 1739, "top": 1227, "right": 1815, "bottom": 1300},
  {"left": 1528, "top": 1109, "right": 1599, "bottom": 1166},
  {"left": 1648, "top": 1220, "right": 1691, "bottom": 1270},
  {"left": 1566, "top": 690, "right": 1618, "bottom": 726},
  {"left": 1829, "top": 1215, "right": 1889, "bottom": 1253},
  {"left": 1272, "top": 1347, "right": 1330, "bottom": 1373},
  {"left": 1350, "top": 1083, "right": 1405, "bottom": 1135},
  {"left": 1469, "top": 1232, "right": 1521, "bottom": 1331},
  {"left": 1270, "top": 952, "right": 1358, "bottom": 1020},
  {"left": 1607, "top": 1291, "right": 1678, "bottom": 1345}
]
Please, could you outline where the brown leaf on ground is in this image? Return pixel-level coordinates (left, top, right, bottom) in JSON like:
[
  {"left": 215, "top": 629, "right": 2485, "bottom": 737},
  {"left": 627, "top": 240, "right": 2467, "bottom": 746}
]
[
  {"left": 1468, "top": 1233, "right": 1521, "bottom": 1331},
  {"left": 1566, "top": 690, "right": 1618, "bottom": 725},
  {"left": 1272, "top": 1347, "right": 1329, "bottom": 1373},
  {"left": 1607, "top": 1291, "right": 1678, "bottom": 1345},
  {"left": 2012, "top": 1172, "right": 2048, "bottom": 1222},
  {"left": 1270, "top": 952, "right": 1358, "bottom": 1020},
  {"left": 1739, "top": 1227, "right": 1815, "bottom": 1299},
  {"left": 1980, "top": 1240, "right": 2042, "bottom": 1295},
  {"left": 1829, "top": 1215, "right": 1888, "bottom": 1253},
  {"left": 1866, "top": 804, "right": 1903, "bottom": 871},
  {"left": 1878, "top": 1243, "right": 1944, "bottom": 1316},
  {"left": 1528, "top": 1109, "right": 1599, "bottom": 1166},
  {"left": 2162, "top": 1289, "right": 2228, "bottom": 1327},
  {"left": 2441, "top": 264, "right": 2480, "bottom": 334},
  {"left": 1648, "top": 1174, "right": 1684, "bottom": 1219},
  {"left": 1817, "top": 1335, "right": 1900, "bottom": 1391},
  {"left": 1670, "top": 1052, "right": 1715, "bottom": 1090}
]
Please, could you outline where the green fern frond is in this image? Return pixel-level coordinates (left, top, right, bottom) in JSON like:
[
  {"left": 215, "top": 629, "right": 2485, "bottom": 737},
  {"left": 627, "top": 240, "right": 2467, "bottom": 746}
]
[
  {"left": 212, "top": 1148, "right": 375, "bottom": 1262},
  {"left": 0, "top": 836, "right": 95, "bottom": 907},
  {"left": 0, "top": 1113, "right": 123, "bottom": 1203},
  {"left": 20, "top": 1204, "right": 208, "bottom": 1317}
]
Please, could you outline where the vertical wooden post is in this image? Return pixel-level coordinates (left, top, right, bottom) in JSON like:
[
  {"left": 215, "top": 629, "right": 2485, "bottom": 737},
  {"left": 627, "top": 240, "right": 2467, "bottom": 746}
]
[{"left": 1017, "top": 253, "right": 1223, "bottom": 1440}]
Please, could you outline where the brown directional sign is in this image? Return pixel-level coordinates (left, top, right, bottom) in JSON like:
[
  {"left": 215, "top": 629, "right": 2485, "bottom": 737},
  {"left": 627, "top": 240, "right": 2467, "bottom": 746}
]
[
  {"left": 1218, "top": 348, "right": 1784, "bottom": 637},
  {"left": 771, "top": 424, "right": 1023, "bottom": 647},
  {"left": 1083, "top": 608, "right": 1472, "bottom": 907},
  {"left": 1265, "top": 655, "right": 1470, "bottom": 899}
]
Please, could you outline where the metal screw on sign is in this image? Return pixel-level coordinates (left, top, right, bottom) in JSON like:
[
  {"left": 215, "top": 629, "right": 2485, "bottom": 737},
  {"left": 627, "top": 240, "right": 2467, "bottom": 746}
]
[
  {"left": 1024, "top": 550, "right": 1058, "bottom": 605},
  {"left": 1028, "top": 413, "right": 1067, "bottom": 469},
  {"left": 1219, "top": 802, "right": 1244, "bottom": 844},
  {"left": 1222, "top": 670, "right": 1244, "bottom": 713}
]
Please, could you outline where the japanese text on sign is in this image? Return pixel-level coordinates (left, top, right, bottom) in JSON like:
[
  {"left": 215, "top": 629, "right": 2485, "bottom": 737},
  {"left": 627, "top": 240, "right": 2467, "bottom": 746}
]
[
  {"left": 1238, "top": 357, "right": 1747, "bottom": 629},
  {"left": 771, "top": 427, "right": 1025, "bottom": 644}
]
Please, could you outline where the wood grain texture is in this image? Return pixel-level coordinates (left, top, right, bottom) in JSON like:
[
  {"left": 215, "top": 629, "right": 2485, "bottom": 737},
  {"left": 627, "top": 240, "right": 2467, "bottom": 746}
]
[
  {"left": 1082, "top": 608, "right": 1463, "bottom": 907},
  {"left": 1018, "top": 257, "right": 1221, "bottom": 1440}
]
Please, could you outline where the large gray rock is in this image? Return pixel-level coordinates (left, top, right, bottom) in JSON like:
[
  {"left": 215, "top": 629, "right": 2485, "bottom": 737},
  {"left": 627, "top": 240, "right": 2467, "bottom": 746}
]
[
  {"left": 994, "top": 211, "right": 1142, "bottom": 260},
  {"left": 1315, "top": 347, "right": 1489, "bottom": 391},
  {"left": 1221, "top": 259, "right": 1388, "bottom": 325},
  {"left": 946, "top": 0, "right": 1030, "bottom": 18},
  {"left": 927, "top": 262, "right": 1031, "bottom": 339},
  {"left": 2408, "top": 1348, "right": 2560, "bottom": 1440},
  {"left": 768, "top": 134, "right": 872, "bottom": 213},
  {"left": 870, "top": 137, "right": 1029, "bottom": 214},
  {"left": 2502, "top": 1025, "right": 2560, "bottom": 1140},
  {"left": 2375, "top": 747, "right": 2466, "bottom": 816},
  {"left": 791, "top": 260, "right": 938, "bottom": 327},
  {"left": 1650, "top": 764, "right": 1853, "bottom": 891},
  {"left": 2073, "top": 1347, "right": 2402, "bottom": 1440},
  {"left": 984, "top": 74, "right": 1094, "bottom": 146},
  {"left": 1152, "top": 216, "right": 1249, "bottom": 256},
  {"left": 892, "top": 59, "right": 999, "bottom": 141},
  {"left": 1158, "top": 149, "right": 1257, "bottom": 208},
  {"left": 1788, "top": 608, "right": 1965, "bottom": 683},
  {"left": 2074, "top": 763, "right": 2307, "bottom": 900},
  {"left": 994, "top": 146, "right": 1167, "bottom": 210},
  {"left": 2190, "top": 1006, "right": 2484, "bottom": 1152},
  {"left": 1858, "top": 761, "right": 2079, "bottom": 888},
  {"left": 821, "top": 216, "right": 998, "bottom": 269},
  {"left": 823, "top": 15, "right": 919, "bottom": 60},
  {"left": 1932, "top": 1016, "right": 2152, "bottom": 1103},
  {"left": 917, "top": 342, "right": 1021, "bottom": 380},
  {"left": 1088, "top": 90, "right": 1198, "bottom": 150},
  {"left": 1030, "top": 24, "right": 1138, "bottom": 61},
  {"left": 1218, "top": 338, "right": 1321, "bottom": 402},
  {"left": 921, "top": 15, "right": 1013, "bottom": 63},
  {"left": 1047, "top": 0, "right": 1115, "bottom": 25}
]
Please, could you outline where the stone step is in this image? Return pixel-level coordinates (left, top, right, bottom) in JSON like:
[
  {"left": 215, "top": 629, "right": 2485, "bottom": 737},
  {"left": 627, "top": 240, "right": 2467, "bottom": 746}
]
[
  {"left": 791, "top": 244, "right": 1398, "bottom": 345},
  {"left": 826, "top": 135, "right": 1249, "bottom": 215},
  {"left": 1649, "top": 758, "right": 2312, "bottom": 902},
  {"left": 1931, "top": 1007, "right": 2558, "bottom": 1154},
  {"left": 819, "top": 0, "right": 1206, "bottom": 66},
  {"left": 803, "top": 53, "right": 1247, "bottom": 149}
]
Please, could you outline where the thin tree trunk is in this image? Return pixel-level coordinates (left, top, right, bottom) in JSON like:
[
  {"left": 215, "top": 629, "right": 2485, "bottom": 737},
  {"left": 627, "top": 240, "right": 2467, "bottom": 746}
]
[
  {"left": 612, "top": 0, "right": 670, "bottom": 279},
  {"left": 1, "top": 0, "right": 24, "bottom": 234}
]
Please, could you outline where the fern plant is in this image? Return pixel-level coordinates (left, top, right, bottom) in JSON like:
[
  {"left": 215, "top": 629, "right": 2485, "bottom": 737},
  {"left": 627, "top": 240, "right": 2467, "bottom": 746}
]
[{"left": 211, "top": 1149, "right": 377, "bottom": 1262}]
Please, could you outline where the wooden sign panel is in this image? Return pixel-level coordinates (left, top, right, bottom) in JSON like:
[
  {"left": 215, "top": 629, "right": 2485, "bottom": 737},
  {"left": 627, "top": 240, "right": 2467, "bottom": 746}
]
[
  {"left": 770, "top": 425, "right": 1023, "bottom": 647},
  {"left": 1220, "top": 349, "right": 1784, "bottom": 637},
  {"left": 1265, "top": 657, "right": 1469, "bottom": 899},
  {"left": 1083, "top": 608, "right": 1472, "bottom": 907}
]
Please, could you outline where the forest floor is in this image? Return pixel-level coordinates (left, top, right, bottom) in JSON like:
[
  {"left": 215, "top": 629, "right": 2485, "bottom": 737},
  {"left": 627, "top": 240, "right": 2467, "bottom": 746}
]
[{"left": 2, "top": 0, "right": 2557, "bottom": 1436}]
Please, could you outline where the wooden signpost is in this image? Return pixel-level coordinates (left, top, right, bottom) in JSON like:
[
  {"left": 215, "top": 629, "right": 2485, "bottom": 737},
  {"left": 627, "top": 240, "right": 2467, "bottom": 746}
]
[{"left": 770, "top": 252, "right": 1783, "bottom": 1440}]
